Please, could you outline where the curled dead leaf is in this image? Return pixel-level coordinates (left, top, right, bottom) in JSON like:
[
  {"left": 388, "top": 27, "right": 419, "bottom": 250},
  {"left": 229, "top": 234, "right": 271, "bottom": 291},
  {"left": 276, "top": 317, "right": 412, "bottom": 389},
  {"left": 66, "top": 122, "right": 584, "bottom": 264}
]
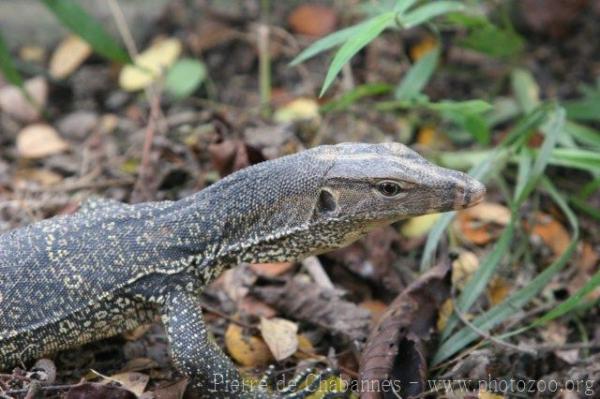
[
  {"left": 456, "top": 202, "right": 510, "bottom": 245},
  {"left": 225, "top": 322, "right": 273, "bottom": 367},
  {"left": 50, "top": 35, "right": 92, "bottom": 79},
  {"left": 288, "top": 4, "right": 337, "bottom": 37},
  {"left": 525, "top": 212, "right": 570, "bottom": 258},
  {"left": 0, "top": 77, "right": 47, "bottom": 122},
  {"left": 17, "top": 124, "right": 69, "bottom": 159},
  {"left": 259, "top": 317, "right": 298, "bottom": 361},
  {"left": 359, "top": 263, "right": 452, "bottom": 399}
]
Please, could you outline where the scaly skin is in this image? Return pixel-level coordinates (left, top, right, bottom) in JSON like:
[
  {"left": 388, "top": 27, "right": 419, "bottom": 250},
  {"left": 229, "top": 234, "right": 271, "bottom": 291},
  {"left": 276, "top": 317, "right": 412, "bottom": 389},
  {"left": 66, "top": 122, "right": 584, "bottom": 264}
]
[{"left": 0, "top": 143, "right": 485, "bottom": 398}]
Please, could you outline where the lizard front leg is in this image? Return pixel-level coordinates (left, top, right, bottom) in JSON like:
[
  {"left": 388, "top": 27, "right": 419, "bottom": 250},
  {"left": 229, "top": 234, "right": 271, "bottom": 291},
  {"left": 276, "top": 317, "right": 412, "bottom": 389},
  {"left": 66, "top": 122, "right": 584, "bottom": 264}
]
[{"left": 163, "top": 289, "right": 269, "bottom": 399}]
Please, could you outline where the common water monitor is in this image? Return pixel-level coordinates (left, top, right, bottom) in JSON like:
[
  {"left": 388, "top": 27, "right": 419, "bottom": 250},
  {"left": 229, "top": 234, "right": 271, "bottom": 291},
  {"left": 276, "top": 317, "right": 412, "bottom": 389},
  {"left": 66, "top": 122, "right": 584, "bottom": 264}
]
[{"left": 0, "top": 142, "right": 485, "bottom": 398}]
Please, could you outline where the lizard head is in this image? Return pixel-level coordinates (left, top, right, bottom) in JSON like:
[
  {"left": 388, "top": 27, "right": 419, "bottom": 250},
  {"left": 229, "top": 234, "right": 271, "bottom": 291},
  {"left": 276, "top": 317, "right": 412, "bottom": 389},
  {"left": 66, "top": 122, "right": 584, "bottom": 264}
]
[
  {"left": 219, "top": 142, "right": 484, "bottom": 264},
  {"left": 312, "top": 142, "right": 485, "bottom": 224}
]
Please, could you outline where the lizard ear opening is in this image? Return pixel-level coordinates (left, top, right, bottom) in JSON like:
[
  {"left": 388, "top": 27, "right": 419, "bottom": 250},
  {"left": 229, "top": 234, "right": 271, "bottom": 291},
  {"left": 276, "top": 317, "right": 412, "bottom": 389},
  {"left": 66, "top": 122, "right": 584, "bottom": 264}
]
[{"left": 314, "top": 188, "right": 338, "bottom": 218}]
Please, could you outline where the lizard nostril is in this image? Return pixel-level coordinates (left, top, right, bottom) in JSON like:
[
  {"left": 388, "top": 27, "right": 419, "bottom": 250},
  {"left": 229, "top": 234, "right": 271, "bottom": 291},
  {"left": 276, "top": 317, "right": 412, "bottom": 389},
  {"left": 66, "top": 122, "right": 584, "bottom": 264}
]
[{"left": 453, "top": 183, "right": 466, "bottom": 209}]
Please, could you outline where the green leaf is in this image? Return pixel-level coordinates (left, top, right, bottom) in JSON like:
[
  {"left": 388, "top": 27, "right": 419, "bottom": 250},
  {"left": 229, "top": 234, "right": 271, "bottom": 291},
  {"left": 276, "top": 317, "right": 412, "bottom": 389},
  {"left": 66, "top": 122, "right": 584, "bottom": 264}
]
[
  {"left": 460, "top": 23, "right": 523, "bottom": 58},
  {"left": 400, "top": 1, "right": 465, "bottom": 29},
  {"left": 511, "top": 68, "right": 540, "bottom": 114},
  {"left": 394, "top": 48, "right": 439, "bottom": 101},
  {"left": 289, "top": 19, "right": 372, "bottom": 66},
  {"left": 564, "top": 121, "right": 600, "bottom": 149},
  {"left": 564, "top": 85, "right": 600, "bottom": 121},
  {"left": 394, "top": 0, "right": 419, "bottom": 14},
  {"left": 40, "top": 0, "right": 130, "bottom": 63},
  {"left": 427, "top": 99, "right": 492, "bottom": 114},
  {"left": 0, "top": 30, "right": 23, "bottom": 87},
  {"left": 433, "top": 177, "right": 579, "bottom": 364},
  {"left": 165, "top": 58, "right": 207, "bottom": 99},
  {"left": 547, "top": 147, "right": 600, "bottom": 173},
  {"left": 320, "top": 12, "right": 396, "bottom": 97},
  {"left": 320, "top": 83, "right": 392, "bottom": 113}
]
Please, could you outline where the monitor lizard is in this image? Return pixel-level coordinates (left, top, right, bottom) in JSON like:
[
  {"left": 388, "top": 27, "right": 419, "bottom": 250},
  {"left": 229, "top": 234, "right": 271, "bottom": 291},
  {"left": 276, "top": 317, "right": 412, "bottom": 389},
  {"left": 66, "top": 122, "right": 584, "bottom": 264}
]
[{"left": 0, "top": 142, "right": 485, "bottom": 398}]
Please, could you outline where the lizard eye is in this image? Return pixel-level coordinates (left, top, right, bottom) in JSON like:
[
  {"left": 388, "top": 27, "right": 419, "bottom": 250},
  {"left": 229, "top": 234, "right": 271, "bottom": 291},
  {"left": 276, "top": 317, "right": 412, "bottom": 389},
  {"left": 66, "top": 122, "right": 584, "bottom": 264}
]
[{"left": 377, "top": 181, "right": 403, "bottom": 197}]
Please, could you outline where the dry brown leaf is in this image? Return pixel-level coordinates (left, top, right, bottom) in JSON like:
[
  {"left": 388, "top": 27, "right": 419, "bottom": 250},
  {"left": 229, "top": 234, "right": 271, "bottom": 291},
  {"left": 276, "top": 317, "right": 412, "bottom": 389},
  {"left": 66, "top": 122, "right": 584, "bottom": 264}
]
[
  {"left": 416, "top": 125, "right": 451, "bottom": 149},
  {"left": 410, "top": 36, "right": 438, "bottom": 61},
  {"left": 456, "top": 202, "right": 510, "bottom": 245},
  {"left": 249, "top": 262, "right": 295, "bottom": 277},
  {"left": 238, "top": 297, "right": 277, "bottom": 318},
  {"left": 288, "top": 4, "right": 337, "bottom": 37},
  {"left": 15, "top": 168, "right": 63, "bottom": 187},
  {"left": 66, "top": 382, "right": 136, "bottom": 399},
  {"left": 452, "top": 250, "right": 479, "bottom": 290},
  {"left": 540, "top": 321, "right": 568, "bottom": 346},
  {"left": 359, "top": 263, "right": 452, "bottom": 399},
  {"left": 106, "top": 372, "right": 149, "bottom": 397},
  {"left": 359, "top": 299, "right": 388, "bottom": 326},
  {"left": 50, "top": 35, "right": 92, "bottom": 79},
  {"left": 17, "top": 124, "right": 69, "bottom": 158},
  {"left": 526, "top": 212, "right": 570, "bottom": 257},
  {"left": 153, "top": 378, "right": 189, "bottom": 399},
  {"left": 0, "top": 77, "right": 47, "bottom": 122},
  {"left": 225, "top": 323, "right": 273, "bottom": 367},
  {"left": 259, "top": 317, "right": 298, "bottom": 361},
  {"left": 487, "top": 277, "right": 511, "bottom": 306}
]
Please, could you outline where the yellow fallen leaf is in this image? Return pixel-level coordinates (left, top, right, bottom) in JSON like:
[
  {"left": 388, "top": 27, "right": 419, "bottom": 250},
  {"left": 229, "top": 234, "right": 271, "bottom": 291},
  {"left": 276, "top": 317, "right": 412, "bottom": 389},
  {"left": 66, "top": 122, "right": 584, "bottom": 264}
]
[
  {"left": 410, "top": 36, "right": 438, "bottom": 61},
  {"left": 295, "top": 334, "right": 316, "bottom": 359},
  {"left": 17, "top": 124, "right": 69, "bottom": 158},
  {"left": 273, "top": 98, "right": 320, "bottom": 123},
  {"left": 15, "top": 168, "right": 63, "bottom": 187},
  {"left": 119, "top": 38, "right": 182, "bottom": 91},
  {"left": 436, "top": 298, "right": 453, "bottom": 332},
  {"left": 225, "top": 323, "right": 272, "bottom": 367},
  {"left": 479, "top": 389, "right": 504, "bottom": 399},
  {"left": 487, "top": 277, "right": 511, "bottom": 306},
  {"left": 401, "top": 213, "right": 440, "bottom": 238},
  {"left": 259, "top": 317, "right": 298, "bottom": 361},
  {"left": 452, "top": 250, "right": 479, "bottom": 290},
  {"left": 50, "top": 35, "right": 92, "bottom": 79}
]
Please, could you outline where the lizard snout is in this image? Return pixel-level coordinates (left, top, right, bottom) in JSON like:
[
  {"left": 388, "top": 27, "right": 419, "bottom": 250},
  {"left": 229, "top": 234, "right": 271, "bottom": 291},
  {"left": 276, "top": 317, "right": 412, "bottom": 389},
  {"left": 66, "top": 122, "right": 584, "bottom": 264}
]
[{"left": 453, "top": 178, "right": 485, "bottom": 210}]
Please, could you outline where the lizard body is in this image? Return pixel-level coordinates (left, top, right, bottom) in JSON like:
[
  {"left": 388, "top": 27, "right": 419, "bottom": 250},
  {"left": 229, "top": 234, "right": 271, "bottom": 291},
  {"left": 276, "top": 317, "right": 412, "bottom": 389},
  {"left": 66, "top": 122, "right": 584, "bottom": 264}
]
[{"left": 0, "top": 143, "right": 485, "bottom": 398}]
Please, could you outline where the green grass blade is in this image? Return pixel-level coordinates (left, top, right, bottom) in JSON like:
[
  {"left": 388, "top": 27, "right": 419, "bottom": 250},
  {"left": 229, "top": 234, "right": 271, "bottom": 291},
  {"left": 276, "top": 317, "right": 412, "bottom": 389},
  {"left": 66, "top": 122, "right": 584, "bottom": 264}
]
[
  {"left": 511, "top": 68, "right": 540, "bottom": 114},
  {"left": 394, "top": 0, "right": 419, "bottom": 14},
  {"left": 441, "top": 221, "right": 515, "bottom": 340},
  {"left": 40, "top": 0, "right": 130, "bottom": 63},
  {"left": 534, "top": 268, "right": 600, "bottom": 326},
  {"left": 564, "top": 120, "right": 600, "bottom": 149},
  {"left": 319, "top": 12, "right": 396, "bottom": 97},
  {"left": 547, "top": 148, "right": 600, "bottom": 174},
  {"left": 394, "top": 48, "right": 439, "bottom": 100},
  {"left": 420, "top": 148, "right": 509, "bottom": 270},
  {"left": 514, "top": 106, "right": 565, "bottom": 204},
  {"left": 400, "top": 1, "right": 465, "bottom": 29},
  {"left": 289, "top": 19, "right": 372, "bottom": 66},
  {"left": 320, "top": 83, "right": 392, "bottom": 113},
  {"left": 0, "top": 30, "right": 23, "bottom": 87},
  {"left": 433, "top": 177, "right": 579, "bottom": 364}
]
